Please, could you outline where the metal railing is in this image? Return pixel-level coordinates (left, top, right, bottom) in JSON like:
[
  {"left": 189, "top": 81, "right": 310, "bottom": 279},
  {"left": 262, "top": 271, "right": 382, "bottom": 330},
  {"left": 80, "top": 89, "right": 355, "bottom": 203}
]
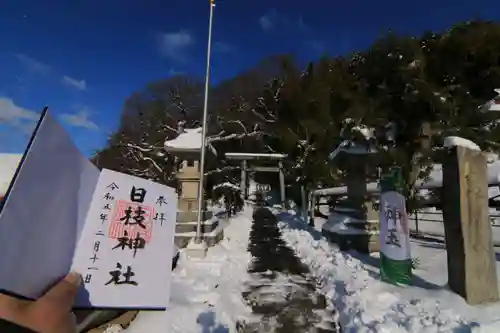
[{"left": 409, "top": 209, "right": 500, "bottom": 235}]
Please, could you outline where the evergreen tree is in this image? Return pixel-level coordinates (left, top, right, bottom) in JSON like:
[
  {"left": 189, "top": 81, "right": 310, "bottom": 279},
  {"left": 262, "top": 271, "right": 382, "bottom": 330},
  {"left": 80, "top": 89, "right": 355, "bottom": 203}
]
[{"left": 94, "top": 19, "right": 500, "bottom": 204}]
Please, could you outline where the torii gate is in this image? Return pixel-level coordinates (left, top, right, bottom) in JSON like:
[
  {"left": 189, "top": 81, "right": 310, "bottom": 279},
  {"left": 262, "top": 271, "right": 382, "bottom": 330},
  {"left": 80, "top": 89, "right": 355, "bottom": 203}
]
[{"left": 225, "top": 152, "right": 287, "bottom": 203}]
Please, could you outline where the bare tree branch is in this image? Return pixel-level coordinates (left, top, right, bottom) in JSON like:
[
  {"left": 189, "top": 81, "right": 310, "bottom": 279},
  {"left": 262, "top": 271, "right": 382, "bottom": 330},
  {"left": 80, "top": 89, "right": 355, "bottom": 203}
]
[
  {"left": 207, "top": 130, "right": 263, "bottom": 143},
  {"left": 204, "top": 165, "right": 241, "bottom": 176}
]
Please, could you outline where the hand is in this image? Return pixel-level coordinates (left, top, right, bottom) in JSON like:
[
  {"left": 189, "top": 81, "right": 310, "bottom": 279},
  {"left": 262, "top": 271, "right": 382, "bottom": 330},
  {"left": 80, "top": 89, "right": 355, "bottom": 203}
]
[{"left": 0, "top": 272, "right": 82, "bottom": 333}]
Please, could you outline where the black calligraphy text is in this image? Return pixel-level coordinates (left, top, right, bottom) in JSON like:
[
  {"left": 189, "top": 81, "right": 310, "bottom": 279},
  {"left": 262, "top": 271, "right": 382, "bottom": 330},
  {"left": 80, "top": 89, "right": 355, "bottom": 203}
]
[
  {"left": 120, "top": 206, "right": 147, "bottom": 229},
  {"left": 105, "top": 263, "right": 138, "bottom": 286},
  {"left": 112, "top": 231, "right": 146, "bottom": 257},
  {"left": 130, "top": 186, "right": 146, "bottom": 203}
]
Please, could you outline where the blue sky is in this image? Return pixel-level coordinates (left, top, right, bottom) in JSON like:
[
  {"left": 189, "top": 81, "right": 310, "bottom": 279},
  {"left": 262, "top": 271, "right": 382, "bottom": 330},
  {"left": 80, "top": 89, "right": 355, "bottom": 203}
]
[{"left": 1, "top": 0, "right": 499, "bottom": 157}]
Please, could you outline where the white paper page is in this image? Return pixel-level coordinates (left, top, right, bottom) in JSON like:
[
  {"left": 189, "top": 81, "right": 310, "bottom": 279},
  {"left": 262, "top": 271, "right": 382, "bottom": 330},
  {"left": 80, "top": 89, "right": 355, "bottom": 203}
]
[
  {"left": 0, "top": 110, "right": 100, "bottom": 299},
  {"left": 71, "top": 168, "right": 177, "bottom": 309}
]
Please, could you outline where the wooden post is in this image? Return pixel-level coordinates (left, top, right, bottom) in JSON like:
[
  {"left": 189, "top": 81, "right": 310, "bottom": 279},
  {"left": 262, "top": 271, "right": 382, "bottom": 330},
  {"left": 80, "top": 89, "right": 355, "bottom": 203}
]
[
  {"left": 301, "top": 185, "right": 307, "bottom": 220},
  {"left": 442, "top": 146, "right": 499, "bottom": 305},
  {"left": 414, "top": 210, "right": 419, "bottom": 235},
  {"left": 278, "top": 160, "right": 286, "bottom": 205},
  {"left": 310, "top": 193, "right": 317, "bottom": 225},
  {"left": 307, "top": 190, "right": 313, "bottom": 225}
]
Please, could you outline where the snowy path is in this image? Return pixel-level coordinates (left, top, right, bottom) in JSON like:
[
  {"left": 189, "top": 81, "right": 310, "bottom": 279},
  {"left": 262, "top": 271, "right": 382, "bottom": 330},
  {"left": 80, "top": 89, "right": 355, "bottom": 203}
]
[
  {"left": 124, "top": 207, "right": 256, "bottom": 333},
  {"left": 241, "top": 207, "right": 339, "bottom": 332},
  {"left": 276, "top": 210, "right": 500, "bottom": 332}
]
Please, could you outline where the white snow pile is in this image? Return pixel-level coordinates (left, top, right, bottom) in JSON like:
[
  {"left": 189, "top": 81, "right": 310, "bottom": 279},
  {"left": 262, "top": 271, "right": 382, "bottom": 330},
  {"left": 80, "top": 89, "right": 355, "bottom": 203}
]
[
  {"left": 328, "top": 140, "right": 374, "bottom": 161},
  {"left": 275, "top": 210, "right": 500, "bottom": 333},
  {"left": 123, "top": 207, "right": 257, "bottom": 333},
  {"left": 102, "top": 325, "right": 124, "bottom": 333}
]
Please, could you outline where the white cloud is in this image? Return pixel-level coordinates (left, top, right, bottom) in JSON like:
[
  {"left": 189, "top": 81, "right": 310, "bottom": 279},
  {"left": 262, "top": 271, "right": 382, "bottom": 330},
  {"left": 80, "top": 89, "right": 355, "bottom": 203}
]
[
  {"left": 259, "top": 9, "right": 287, "bottom": 31},
  {"left": 259, "top": 11, "right": 275, "bottom": 31},
  {"left": 59, "top": 106, "right": 98, "bottom": 130},
  {"left": 0, "top": 97, "right": 40, "bottom": 133},
  {"left": 62, "top": 75, "right": 87, "bottom": 91},
  {"left": 158, "top": 30, "right": 194, "bottom": 61},
  {"left": 14, "top": 53, "right": 89, "bottom": 91},
  {"left": 15, "top": 54, "right": 51, "bottom": 75}
]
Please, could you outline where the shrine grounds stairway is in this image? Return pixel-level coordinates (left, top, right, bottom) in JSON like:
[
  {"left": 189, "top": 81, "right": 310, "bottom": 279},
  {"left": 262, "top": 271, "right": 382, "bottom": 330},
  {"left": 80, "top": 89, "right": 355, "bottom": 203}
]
[{"left": 237, "top": 207, "right": 340, "bottom": 333}]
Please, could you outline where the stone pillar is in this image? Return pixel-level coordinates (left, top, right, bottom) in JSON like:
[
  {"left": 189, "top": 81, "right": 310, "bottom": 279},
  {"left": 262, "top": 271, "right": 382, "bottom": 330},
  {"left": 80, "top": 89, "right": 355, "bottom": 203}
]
[
  {"left": 278, "top": 160, "right": 286, "bottom": 204},
  {"left": 301, "top": 185, "right": 307, "bottom": 220},
  {"left": 241, "top": 160, "right": 247, "bottom": 200},
  {"left": 345, "top": 156, "right": 368, "bottom": 216},
  {"left": 310, "top": 192, "right": 317, "bottom": 220},
  {"left": 177, "top": 160, "right": 200, "bottom": 212},
  {"left": 308, "top": 190, "right": 315, "bottom": 226},
  {"left": 442, "top": 146, "right": 499, "bottom": 305}
]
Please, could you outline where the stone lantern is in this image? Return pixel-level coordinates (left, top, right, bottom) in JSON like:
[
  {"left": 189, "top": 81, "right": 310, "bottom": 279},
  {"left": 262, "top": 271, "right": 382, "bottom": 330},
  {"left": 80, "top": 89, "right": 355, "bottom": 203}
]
[
  {"left": 164, "top": 127, "right": 222, "bottom": 248},
  {"left": 326, "top": 139, "right": 380, "bottom": 253}
]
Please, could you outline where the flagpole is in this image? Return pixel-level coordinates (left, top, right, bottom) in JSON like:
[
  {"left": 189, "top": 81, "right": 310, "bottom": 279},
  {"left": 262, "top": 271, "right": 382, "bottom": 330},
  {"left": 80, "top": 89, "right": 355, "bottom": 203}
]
[{"left": 195, "top": 0, "right": 215, "bottom": 244}]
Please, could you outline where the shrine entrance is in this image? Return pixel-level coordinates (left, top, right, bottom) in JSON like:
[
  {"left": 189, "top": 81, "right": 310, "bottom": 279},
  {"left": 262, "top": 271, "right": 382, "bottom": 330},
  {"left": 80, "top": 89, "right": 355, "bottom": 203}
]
[{"left": 224, "top": 153, "right": 287, "bottom": 204}]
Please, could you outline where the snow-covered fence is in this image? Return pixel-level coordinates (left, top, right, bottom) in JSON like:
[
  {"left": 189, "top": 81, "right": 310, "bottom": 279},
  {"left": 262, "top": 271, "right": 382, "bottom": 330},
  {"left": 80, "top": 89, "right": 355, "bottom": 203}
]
[{"left": 409, "top": 209, "right": 500, "bottom": 237}]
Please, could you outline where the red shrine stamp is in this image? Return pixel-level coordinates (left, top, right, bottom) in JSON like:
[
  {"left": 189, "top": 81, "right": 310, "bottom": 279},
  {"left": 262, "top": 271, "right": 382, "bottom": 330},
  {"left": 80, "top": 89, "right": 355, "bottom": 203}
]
[{"left": 108, "top": 200, "right": 154, "bottom": 243}]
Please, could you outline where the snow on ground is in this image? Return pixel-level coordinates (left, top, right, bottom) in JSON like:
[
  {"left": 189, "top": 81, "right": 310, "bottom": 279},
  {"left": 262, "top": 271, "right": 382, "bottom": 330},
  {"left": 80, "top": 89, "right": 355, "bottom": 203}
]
[
  {"left": 123, "top": 206, "right": 256, "bottom": 333},
  {"left": 406, "top": 208, "right": 500, "bottom": 245},
  {"left": 276, "top": 210, "right": 500, "bottom": 333}
]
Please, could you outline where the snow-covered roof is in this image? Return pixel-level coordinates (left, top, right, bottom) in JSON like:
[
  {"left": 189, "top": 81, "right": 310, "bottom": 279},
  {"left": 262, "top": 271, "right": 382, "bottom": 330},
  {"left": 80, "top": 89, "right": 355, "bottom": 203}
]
[
  {"left": 328, "top": 140, "right": 375, "bottom": 161},
  {"left": 213, "top": 182, "right": 240, "bottom": 191},
  {"left": 443, "top": 136, "right": 480, "bottom": 151},
  {"left": 0, "top": 153, "right": 22, "bottom": 196},
  {"left": 225, "top": 152, "right": 287, "bottom": 160},
  {"left": 314, "top": 182, "right": 379, "bottom": 196},
  {"left": 480, "top": 88, "right": 500, "bottom": 112},
  {"left": 164, "top": 127, "right": 202, "bottom": 152}
]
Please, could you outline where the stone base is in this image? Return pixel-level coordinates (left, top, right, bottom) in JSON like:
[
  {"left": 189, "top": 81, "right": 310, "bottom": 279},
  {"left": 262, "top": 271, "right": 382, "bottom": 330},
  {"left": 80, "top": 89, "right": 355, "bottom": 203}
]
[
  {"left": 175, "top": 222, "right": 225, "bottom": 249},
  {"left": 184, "top": 238, "right": 209, "bottom": 259},
  {"left": 175, "top": 218, "right": 219, "bottom": 234},
  {"left": 322, "top": 229, "right": 380, "bottom": 254},
  {"left": 177, "top": 210, "right": 213, "bottom": 223}
]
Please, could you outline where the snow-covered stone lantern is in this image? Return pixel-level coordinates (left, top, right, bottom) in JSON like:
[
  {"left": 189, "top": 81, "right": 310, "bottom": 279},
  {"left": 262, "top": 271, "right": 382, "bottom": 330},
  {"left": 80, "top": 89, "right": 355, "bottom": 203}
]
[
  {"left": 325, "top": 120, "right": 380, "bottom": 253},
  {"left": 164, "top": 127, "right": 222, "bottom": 248},
  {"left": 328, "top": 139, "right": 379, "bottom": 220}
]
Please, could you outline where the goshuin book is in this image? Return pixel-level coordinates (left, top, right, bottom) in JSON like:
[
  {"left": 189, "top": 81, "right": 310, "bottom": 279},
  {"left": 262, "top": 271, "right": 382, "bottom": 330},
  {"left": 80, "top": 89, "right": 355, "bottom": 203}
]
[{"left": 0, "top": 109, "right": 177, "bottom": 309}]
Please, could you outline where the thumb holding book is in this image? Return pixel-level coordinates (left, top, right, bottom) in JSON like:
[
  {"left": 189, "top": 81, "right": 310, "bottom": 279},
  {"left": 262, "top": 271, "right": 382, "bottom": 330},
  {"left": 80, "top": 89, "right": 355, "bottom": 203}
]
[{"left": 0, "top": 271, "right": 82, "bottom": 333}]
